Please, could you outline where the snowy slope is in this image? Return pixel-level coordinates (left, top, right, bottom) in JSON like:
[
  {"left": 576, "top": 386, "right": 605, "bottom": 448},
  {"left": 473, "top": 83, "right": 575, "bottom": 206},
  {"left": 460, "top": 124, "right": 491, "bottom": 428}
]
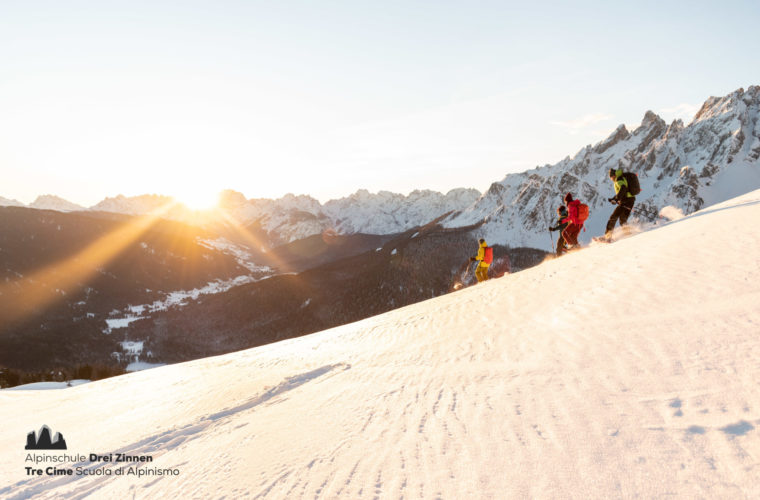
[
  {"left": 445, "top": 86, "right": 760, "bottom": 249},
  {"left": 2, "top": 189, "right": 759, "bottom": 498}
]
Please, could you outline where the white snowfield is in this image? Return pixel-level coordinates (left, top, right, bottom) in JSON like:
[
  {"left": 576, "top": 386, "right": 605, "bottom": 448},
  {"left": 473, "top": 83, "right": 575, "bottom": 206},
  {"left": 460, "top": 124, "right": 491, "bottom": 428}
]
[{"left": 2, "top": 190, "right": 760, "bottom": 499}]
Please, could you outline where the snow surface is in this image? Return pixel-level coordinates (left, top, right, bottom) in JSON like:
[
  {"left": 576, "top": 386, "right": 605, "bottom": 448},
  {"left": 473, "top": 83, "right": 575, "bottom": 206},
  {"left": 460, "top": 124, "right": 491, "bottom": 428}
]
[
  {"left": 2, "top": 380, "right": 90, "bottom": 391},
  {"left": 125, "top": 362, "right": 166, "bottom": 372},
  {"left": 2, "top": 190, "right": 760, "bottom": 498},
  {"left": 104, "top": 317, "right": 141, "bottom": 332}
]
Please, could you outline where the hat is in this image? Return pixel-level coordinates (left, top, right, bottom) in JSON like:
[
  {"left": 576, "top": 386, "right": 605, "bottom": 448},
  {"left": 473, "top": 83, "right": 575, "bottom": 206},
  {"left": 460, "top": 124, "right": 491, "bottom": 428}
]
[
  {"left": 609, "top": 168, "right": 616, "bottom": 178},
  {"left": 563, "top": 193, "right": 573, "bottom": 204},
  {"left": 557, "top": 205, "right": 567, "bottom": 214}
]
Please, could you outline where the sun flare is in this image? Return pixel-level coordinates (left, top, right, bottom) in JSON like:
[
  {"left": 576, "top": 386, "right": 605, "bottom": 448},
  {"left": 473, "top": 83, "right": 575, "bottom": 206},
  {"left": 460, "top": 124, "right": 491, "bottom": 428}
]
[{"left": 175, "top": 189, "right": 221, "bottom": 212}]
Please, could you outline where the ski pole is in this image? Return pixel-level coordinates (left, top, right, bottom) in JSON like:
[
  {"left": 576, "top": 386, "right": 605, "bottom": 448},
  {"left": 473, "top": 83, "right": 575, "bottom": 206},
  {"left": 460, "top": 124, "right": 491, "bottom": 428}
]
[
  {"left": 612, "top": 199, "right": 659, "bottom": 222},
  {"left": 449, "top": 258, "right": 472, "bottom": 291},
  {"left": 548, "top": 228, "right": 555, "bottom": 253}
]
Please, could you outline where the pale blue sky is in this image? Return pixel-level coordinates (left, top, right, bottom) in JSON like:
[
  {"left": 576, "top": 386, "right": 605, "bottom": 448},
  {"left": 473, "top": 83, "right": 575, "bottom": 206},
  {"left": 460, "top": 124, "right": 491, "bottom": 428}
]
[{"left": 1, "top": 0, "right": 758, "bottom": 207}]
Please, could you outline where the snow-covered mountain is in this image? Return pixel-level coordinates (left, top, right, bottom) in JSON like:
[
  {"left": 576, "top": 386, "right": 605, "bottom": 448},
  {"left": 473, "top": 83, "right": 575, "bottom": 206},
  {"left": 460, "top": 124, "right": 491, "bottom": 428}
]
[
  {"left": 89, "top": 188, "right": 480, "bottom": 245},
  {"left": 28, "top": 195, "right": 85, "bottom": 212},
  {"left": 444, "top": 86, "right": 760, "bottom": 248},
  {"left": 3, "top": 189, "right": 759, "bottom": 498},
  {"left": 0, "top": 196, "right": 25, "bottom": 207},
  {"left": 323, "top": 188, "right": 480, "bottom": 234},
  {"left": 223, "top": 188, "right": 481, "bottom": 246},
  {"left": 90, "top": 194, "right": 176, "bottom": 215}
]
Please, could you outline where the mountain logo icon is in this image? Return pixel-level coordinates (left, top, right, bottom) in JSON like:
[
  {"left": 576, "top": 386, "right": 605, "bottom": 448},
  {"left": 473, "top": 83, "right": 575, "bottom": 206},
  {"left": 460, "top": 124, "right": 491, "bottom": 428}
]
[{"left": 25, "top": 425, "right": 67, "bottom": 450}]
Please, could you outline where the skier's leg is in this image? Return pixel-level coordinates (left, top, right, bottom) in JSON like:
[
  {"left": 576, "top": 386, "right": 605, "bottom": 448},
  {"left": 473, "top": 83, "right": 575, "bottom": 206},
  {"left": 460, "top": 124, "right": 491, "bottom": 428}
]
[
  {"left": 606, "top": 204, "right": 630, "bottom": 236},
  {"left": 619, "top": 198, "right": 635, "bottom": 226},
  {"left": 605, "top": 207, "right": 621, "bottom": 235},
  {"left": 556, "top": 235, "right": 566, "bottom": 255},
  {"left": 562, "top": 224, "right": 580, "bottom": 246},
  {"left": 561, "top": 226, "right": 571, "bottom": 246}
]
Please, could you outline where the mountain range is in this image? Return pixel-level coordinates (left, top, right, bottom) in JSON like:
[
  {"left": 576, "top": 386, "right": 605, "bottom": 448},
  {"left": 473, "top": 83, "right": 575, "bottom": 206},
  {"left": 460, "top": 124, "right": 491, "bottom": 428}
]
[
  {"left": 4, "top": 86, "right": 759, "bottom": 251},
  {"left": 444, "top": 86, "right": 760, "bottom": 247},
  {"left": 1, "top": 189, "right": 482, "bottom": 247}
]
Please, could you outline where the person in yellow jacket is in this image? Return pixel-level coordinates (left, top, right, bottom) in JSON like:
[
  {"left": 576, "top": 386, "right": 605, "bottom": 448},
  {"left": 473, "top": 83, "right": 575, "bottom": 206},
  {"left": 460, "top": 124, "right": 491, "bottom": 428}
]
[{"left": 469, "top": 238, "right": 490, "bottom": 282}]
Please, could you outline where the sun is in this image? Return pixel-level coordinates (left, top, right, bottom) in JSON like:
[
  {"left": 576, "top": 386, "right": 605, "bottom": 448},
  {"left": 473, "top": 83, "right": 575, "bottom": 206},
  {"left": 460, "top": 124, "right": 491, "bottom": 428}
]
[{"left": 174, "top": 188, "right": 221, "bottom": 212}]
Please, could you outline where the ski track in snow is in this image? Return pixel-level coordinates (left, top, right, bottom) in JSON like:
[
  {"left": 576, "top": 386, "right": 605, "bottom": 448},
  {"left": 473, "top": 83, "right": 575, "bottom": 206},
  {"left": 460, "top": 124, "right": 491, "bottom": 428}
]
[{"left": 1, "top": 190, "right": 760, "bottom": 498}]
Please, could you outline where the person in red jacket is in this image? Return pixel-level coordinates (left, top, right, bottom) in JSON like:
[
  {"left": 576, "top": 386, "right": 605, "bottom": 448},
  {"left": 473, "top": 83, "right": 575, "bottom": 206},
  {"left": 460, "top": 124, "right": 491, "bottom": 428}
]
[{"left": 561, "top": 193, "right": 583, "bottom": 248}]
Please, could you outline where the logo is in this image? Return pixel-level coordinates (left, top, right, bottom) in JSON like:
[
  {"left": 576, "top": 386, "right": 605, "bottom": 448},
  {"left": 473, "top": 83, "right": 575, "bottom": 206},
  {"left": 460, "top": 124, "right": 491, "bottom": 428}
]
[{"left": 25, "top": 426, "right": 67, "bottom": 450}]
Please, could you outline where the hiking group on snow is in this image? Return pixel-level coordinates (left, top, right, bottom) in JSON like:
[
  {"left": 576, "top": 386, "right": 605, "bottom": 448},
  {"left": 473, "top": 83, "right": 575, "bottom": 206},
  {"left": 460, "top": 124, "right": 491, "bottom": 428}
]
[
  {"left": 469, "top": 168, "right": 641, "bottom": 283},
  {"left": 550, "top": 167, "right": 641, "bottom": 255}
]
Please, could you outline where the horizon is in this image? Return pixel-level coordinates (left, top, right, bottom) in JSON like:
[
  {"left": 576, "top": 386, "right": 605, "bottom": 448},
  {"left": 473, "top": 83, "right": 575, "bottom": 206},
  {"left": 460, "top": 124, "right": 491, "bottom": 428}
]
[
  {"left": 2, "top": 1, "right": 759, "bottom": 208},
  {"left": 0, "top": 99, "right": 740, "bottom": 209}
]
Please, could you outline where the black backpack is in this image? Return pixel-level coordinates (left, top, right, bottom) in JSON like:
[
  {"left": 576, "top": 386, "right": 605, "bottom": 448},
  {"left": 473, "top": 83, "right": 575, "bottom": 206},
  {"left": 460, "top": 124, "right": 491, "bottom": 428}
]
[{"left": 622, "top": 172, "right": 641, "bottom": 196}]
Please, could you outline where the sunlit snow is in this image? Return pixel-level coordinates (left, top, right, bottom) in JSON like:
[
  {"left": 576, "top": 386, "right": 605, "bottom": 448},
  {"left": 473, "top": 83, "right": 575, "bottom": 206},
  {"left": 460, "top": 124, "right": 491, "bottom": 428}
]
[{"left": 2, "top": 190, "right": 759, "bottom": 498}]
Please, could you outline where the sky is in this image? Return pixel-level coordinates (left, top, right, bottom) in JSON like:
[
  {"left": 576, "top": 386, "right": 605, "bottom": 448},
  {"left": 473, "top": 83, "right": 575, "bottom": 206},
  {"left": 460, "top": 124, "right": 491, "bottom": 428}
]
[{"left": 1, "top": 0, "right": 759, "bottom": 208}]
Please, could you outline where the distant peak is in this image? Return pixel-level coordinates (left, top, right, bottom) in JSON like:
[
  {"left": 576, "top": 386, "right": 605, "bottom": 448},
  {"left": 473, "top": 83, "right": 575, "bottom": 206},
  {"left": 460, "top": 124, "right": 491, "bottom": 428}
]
[
  {"left": 218, "top": 190, "right": 247, "bottom": 208},
  {"left": 641, "top": 110, "right": 664, "bottom": 127},
  {"left": 0, "top": 195, "right": 25, "bottom": 207},
  {"left": 30, "top": 195, "right": 85, "bottom": 212}
]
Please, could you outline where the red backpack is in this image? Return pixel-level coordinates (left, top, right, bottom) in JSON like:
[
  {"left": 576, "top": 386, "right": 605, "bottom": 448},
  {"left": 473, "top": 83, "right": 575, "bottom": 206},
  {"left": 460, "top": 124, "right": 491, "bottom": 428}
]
[
  {"left": 566, "top": 199, "right": 589, "bottom": 225},
  {"left": 577, "top": 203, "right": 589, "bottom": 224},
  {"left": 484, "top": 246, "right": 493, "bottom": 264}
]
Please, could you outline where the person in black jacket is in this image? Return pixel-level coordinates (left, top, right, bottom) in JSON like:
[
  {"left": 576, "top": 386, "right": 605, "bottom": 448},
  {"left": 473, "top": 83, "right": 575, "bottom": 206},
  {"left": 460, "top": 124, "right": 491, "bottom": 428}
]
[
  {"left": 549, "top": 205, "right": 569, "bottom": 255},
  {"left": 604, "top": 168, "right": 636, "bottom": 239}
]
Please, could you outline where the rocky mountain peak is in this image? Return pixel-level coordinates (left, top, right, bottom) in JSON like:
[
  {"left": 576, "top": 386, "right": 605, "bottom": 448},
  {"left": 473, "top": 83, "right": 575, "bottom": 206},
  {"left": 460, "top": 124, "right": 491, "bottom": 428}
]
[
  {"left": 693, "top": 86, "right": 760, "bottom": 123},
  {"left": 442, "top": 86, "right": 760, "bottom": 249},
  {"left": 640, "top": 110, "right": 666, "bottom": 130},
  {"left": 664, "top": 119, "right": 685, "bottom": 140},
  {"left": 593, "top": 124, "right": 630, "bottom": 154}
]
